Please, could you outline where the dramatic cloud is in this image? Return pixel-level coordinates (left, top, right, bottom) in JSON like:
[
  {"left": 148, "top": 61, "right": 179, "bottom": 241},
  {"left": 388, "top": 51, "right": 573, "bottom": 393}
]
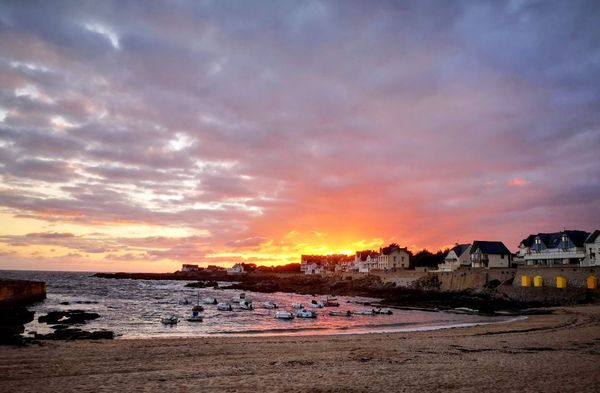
[{"left": 0, "top": 0, "right": 598, "bottom": 271}]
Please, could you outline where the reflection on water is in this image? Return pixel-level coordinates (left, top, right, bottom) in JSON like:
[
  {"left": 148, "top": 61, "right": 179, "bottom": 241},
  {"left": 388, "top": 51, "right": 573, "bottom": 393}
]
[{"left": 0, "top": 270, "right": 516, "bottom": 338}]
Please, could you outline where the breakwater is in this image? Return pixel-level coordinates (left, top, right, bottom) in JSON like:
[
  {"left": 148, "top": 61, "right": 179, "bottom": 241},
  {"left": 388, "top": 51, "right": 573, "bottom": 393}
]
[{"left": 0, "top": 279, "right": 46, "bottom": 306}]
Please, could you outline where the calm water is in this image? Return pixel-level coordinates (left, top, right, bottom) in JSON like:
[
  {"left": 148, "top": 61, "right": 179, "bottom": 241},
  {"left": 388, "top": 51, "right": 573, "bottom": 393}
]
[{"left": 1, "top": 270, "right": 519, "bottom": 338}]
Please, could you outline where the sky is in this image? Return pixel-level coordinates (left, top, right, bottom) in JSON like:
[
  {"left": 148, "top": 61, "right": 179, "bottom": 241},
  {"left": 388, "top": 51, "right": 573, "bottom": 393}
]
[{"left": 0, "top": 0, "right": 599, "bottom": 272}]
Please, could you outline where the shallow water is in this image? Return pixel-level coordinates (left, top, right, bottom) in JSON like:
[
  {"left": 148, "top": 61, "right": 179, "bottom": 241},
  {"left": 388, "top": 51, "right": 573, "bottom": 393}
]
[{"left": 1, "top": 270, "right": 517, "bottom": 338}]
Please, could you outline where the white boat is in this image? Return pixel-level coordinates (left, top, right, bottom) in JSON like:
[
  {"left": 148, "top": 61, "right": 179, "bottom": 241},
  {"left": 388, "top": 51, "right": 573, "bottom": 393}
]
[
  {"left": 203, "top": 297, "right": 217, "bottom": 305},
  {"left": 295, "top": 309, "right": 317, "bottom": 318},
  {"left": 373, "top": 308, "right": 393, "bottom": 315},
  {"left": 352, "top": 309, "right": 375, "bottom": 315},
  {"left": 186, "top": 310, "right": 204, "bottom": 322},
  {"left": 262, "top": 301, "right": 278, "bottom": 309},
  {"left": 275, "top": 310, "right": 294, "bottom": 320},
  {"left": 329, "top": 310, "right": 352, "bottom": 317},
  {"left": 161, "top": 316, "right": 179, "bottom": 324},
  {"left": 310, "top": 300, "right": 324, "bottom": 308},
  {"left": 217, "top": 303, "right": 233, "bottom": 311},
  {"left": 231, "top": 293, "right": 247, "bottom": 302},
  {"left": 292, "top": 303, "right": 304, "bottom": 309},
  {"left": 239, "top": 300, "right": 253, "bottom": 310}
]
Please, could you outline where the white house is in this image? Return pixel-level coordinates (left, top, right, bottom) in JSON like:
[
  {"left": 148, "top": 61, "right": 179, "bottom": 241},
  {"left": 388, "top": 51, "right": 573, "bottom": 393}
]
[
  {"left": 227, "top": 263, "right": 246, "bottom": 274},
  {"left": 304, "top": 262, "right": 322, "bottom": 274},
  {"left": 438, "top": 244, "right": 471, "bottom": 272},
  {"left": 582, "top": 230, "right": 600, "bottom": 267},
  {"left": 470, "top": 241, "right": 512, "bottom": 268},
  {"left": 518, "top": 230, "right": 589, "bottom": 266},
  {"left": 356, "top": 251, "right": 380, "bottom": 273}
]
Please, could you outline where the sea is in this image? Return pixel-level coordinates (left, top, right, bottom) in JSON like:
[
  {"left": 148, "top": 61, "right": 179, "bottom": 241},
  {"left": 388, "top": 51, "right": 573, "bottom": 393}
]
[{"left": 0, "top": 270, "right": 523, "bottom": 338}]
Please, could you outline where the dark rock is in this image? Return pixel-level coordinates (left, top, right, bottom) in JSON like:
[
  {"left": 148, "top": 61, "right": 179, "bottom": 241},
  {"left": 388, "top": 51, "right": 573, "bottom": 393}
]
[
  {"left": 35, "top": 328, "right": 114, "bottom": 340},
  {"left": 0, "top": 306, "right": 35, "bottom": 346},
  {"left": 38, "top": 310, "right": 100, "bottom": 325}
]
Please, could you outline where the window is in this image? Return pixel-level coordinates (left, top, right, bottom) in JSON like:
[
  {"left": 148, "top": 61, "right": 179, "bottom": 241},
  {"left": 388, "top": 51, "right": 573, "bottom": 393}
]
[
  {"left": 401, "top": 257, "right": 405, "bottom": 262},
  {"left": 501, "top": 254, "right": 504, "bottom": 259}
]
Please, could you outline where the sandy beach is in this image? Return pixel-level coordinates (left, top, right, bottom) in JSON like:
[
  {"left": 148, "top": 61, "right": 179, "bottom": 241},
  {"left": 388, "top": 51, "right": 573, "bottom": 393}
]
[{"left": 1, "top": 305, "right": 599, "bottom": 393}]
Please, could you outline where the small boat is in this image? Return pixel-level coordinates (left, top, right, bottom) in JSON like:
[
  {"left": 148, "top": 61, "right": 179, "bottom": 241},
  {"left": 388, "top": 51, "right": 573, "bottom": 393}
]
[
  {"left": 295, "top": 309, "right": 317, "bottom": 318},
  {"left": 352, "top": 309, "right": 375, "bottom": 315},
  {"left": 231, "top": 293, "right": 247, "bottom": 302},
  {"left": 323, "top": 297, "right": 339, "bottom": 307},
  {"left": 186, "top": 310, "right": 204, "bottom": 322},
  {"left": 262, "top": 301, "right": 278, "bottom": 309},
  {"left": 310, "top": 300, "right": 324, "bottom": 308},
  {"left": 178, "top": 298, "right": 190, "bottom": 305},
  {"left": 161, "top": 316, "right": 179, "bottom": 325},
  {"left": 292, "top": 303, "right": 304, "bottom": 309},
  {"left": 275, "top": 310, "right": 294, "bottom": 320},
  {"left": 203, "top": 297, "right": 218, "bottom": 305},
  {"left": 373, "top": 308, "right": 393, "bottom": 315},
  {"left": 239, "top": 300, "right": 253, "bottom": 310},
  {"left": 217, "top": 303, "right": 233, "bottom": 311},
  {"left": 329, "top": 310, "right": 352, "bottom": 317}
]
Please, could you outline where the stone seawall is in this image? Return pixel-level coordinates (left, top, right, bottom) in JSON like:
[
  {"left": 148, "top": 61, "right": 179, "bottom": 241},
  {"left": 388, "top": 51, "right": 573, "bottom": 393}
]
[
  {"left": 0, "top": 280, "right": 47, "bottom": 306},
  {"left": 436, "top": 268, "right": 516, "bottom": 291},
  {"left": 513, "top": 266, "right": 600, "bottom": 288}
]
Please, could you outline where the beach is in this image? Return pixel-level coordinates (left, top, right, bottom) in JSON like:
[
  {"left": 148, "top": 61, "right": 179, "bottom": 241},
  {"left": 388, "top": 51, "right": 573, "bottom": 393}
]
[{"left": 1, "top": 305, "right": 599, "bottom": 393}]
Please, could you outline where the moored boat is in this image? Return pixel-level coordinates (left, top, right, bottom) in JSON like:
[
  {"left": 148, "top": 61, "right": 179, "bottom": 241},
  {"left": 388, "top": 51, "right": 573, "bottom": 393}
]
[
  {"left": 239, "top": 300, "right": 253, "bottom": 310},
  {"left": 262, "top": 301, "right": 278, "bottom": 309},
  {"left": 295, "top": 309, "right": 317, "bottom": 318},
  {"left": 292, "top": 303, "right": 304, "bottom": 309},
  {"left": 160, "top": 315, "right": 179, "bottom": 324},
  {"left": 275, "top": 310, "right": 294, "bottom": 320},
  {"left": 231, "top": 293, "right": 247, "bottom": 302},
  {"left": 352, "top": 309, "right": 375, "bottom": 315},
  {"left": 217, "top": 302, "right": 233, "bottom": 311},
  {"left": 323, "top": 297, "right": 339, "bottom": 307},
  {"left": 186, "top": 310, "right": 204, "bottom": 322},
  {"left": 373, "top": 308, "right": 393, "bottom": 315},
  {"left": 329, "top": 310, "right": 352, "bottom": 317},
  {"left": 203, "top": 297, "right": 217, "bottom": 305},
  {"left": 310, "top": 300, "right": 324, "bottom": 308}
]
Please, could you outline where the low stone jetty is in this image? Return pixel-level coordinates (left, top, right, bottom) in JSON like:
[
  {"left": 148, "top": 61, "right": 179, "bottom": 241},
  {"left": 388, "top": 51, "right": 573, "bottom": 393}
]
[
  {"left": 0, "top": 279, "right": 46, "bottom": 306},
  {"left": 0, "top": 279, "right": 47, "bottom": 345}
]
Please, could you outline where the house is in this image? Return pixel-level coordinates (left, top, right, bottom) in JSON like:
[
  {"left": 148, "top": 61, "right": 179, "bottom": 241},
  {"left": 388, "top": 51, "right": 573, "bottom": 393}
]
[
  {"left": 517, "top": 230, "right": 589, "bottom": 266},
  {"left": 438, "top": 243, "right": 471, "bottom": 272},
  {"left": 303, "top": 262, "right": 322, "bottom": 274},
  {"left": 470, "top": 240, "right": 512, "bottom": 268},
  {"left": 377, "top": 244, "right": 410, "bottom": 270},
  {"left": 227, "top": 263, "right": 246, "bottom": 274},
  {"left": 582, "top": 230, "right": 600, "bottom": 267},
  {"left": 181, "top": 264, "right": 199, "bottom": 272},
  {"left": 355, "top": 250, "right": 380, "bottom": 273},
  {"left": 301, "top": 254, "right": 354, "bottom": 274}
]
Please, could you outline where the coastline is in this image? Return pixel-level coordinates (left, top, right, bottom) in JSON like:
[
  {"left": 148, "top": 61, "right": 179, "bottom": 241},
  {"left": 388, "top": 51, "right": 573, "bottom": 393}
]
[{"left": 1, "top": 305, "right": 599, "bottom": 392}]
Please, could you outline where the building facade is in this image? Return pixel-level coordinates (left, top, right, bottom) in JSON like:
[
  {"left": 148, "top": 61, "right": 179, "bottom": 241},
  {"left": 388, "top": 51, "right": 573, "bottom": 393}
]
[
  {"left": 582, "top": 230, "right": 600, "bottom": 267},
  {"left": 470, "top": 240, "right": 512, "bottom": 268},
  {"left": 518, "top": 230, "right": 589, "bottom": 266},
  {"left": 438, "top": 244, "right": 471, "bottom": 272}
]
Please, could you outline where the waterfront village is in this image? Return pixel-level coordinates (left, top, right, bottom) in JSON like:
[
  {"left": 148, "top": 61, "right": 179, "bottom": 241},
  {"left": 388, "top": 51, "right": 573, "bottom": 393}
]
[{"left": 180, "top": 228, "right": 600, "bottom": 277}]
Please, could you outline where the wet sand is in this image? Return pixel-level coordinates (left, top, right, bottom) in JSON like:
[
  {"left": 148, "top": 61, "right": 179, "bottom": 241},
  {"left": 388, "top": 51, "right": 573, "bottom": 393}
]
[{"left": 1, "top": 305, "right": 599, "bottom": 393}]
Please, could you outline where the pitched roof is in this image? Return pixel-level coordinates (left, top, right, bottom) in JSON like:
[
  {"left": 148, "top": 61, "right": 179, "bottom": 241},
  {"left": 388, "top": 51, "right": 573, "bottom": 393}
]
[
  {"left": 520, "top": 230, "right": 590, "bottom": 248},
  {"left": 471, "top": 240, "right": 511, "bottom": 255},
  {"left": 586, "top": 230, "right": 600, "bottom": 244},
  {"left": 450, "top": 243, "right": 471, "bottom": 257}
]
